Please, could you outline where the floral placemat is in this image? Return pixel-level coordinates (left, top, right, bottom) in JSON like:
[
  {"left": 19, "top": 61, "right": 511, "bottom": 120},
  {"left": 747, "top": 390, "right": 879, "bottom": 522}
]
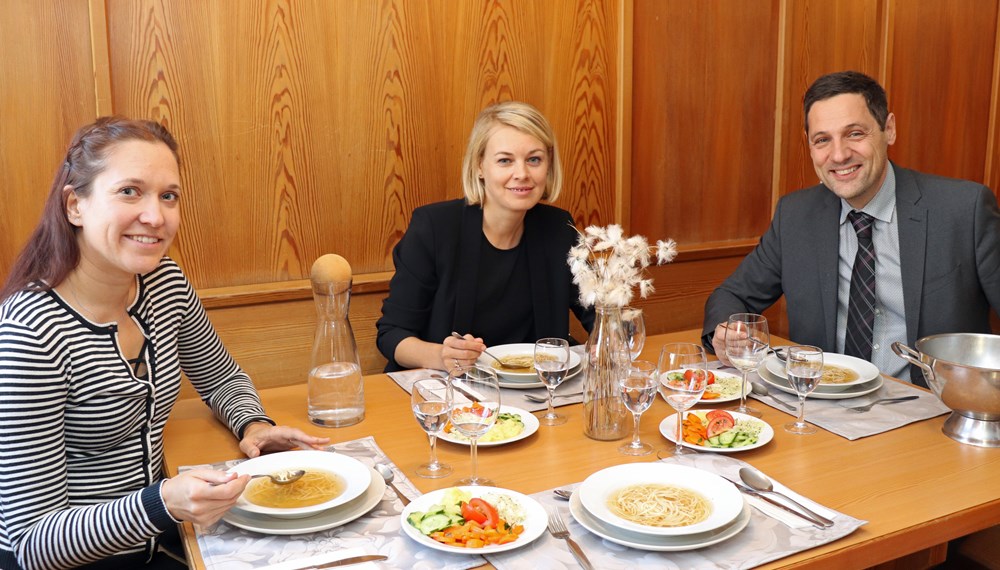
[{"left": 179, "top": 437, "right": 482, "bottom": 570}]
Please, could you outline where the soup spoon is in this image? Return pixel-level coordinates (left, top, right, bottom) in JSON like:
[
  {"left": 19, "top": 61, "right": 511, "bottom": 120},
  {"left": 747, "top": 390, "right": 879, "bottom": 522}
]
[
  {"left": 449, "top": 332, "right": 526, "bottom": 370},
  {"left": 249, "top": 469, "right": 305, "bottom": 485},
  {"left": 375, "top": 463, "right": 410, "bottom": 506}
]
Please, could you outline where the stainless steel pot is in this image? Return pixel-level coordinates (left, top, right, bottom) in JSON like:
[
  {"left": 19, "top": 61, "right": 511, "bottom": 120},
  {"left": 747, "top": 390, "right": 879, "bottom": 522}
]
[{"left": 892, "top": 333, "right": 1000, "bottom": 448}]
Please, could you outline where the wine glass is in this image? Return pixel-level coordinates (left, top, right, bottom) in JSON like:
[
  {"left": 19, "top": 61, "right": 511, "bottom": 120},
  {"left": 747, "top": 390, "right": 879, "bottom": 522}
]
[
  {"left": 448, "top": 364, "right": 500, "bottom": 486},
  {"left": 725, "top": 313, "right": 770, "bottom": 418},
  {"left": 784, "top": 345, "right": 824, "bottom": 435},
  {"left": 656, "top": 343, "right": 709, "bottom": 458},
  {"left": 617, "top": 360, "right": 658, "bottom": 455},
  {"left": 534, "top": 338, "right": 571, "bottom": 426},
  {"left": 410, "top": 377, "right": 453, "bottom": 478},
  {"left": 622, "top": 307, "right": 646, "bottom": 360}
]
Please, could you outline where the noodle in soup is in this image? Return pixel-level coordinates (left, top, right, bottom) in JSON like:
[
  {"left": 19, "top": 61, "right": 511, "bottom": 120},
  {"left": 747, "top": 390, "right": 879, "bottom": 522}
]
[
  {"left": 490, "top": 353, "right": 555, "bottom": 373},
  {"left": 607, "top": 483, "right": 711, "bottom": 527},
  {"left": 245, "top": 469, "right": 345, "bottom": 509},
  {"left": 821, "top": 364, "right": 860, "bottom": 384}
]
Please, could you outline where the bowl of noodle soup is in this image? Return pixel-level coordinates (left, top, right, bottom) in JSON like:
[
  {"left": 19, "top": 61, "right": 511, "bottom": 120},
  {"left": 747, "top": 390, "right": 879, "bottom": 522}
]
[
  {"left": 475, "top": 343, "right": 582, "bottom": 380},
  {"left": 578, "top": 463, "right": 743, "bottom": 536},
  {"left": 229, "top": 450, "right": 371, "bottom": 519}
]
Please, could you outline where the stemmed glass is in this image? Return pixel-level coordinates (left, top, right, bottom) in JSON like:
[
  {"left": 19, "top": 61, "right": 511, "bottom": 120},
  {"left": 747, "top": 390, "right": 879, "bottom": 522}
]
[
  {"left": 622, "top": 307, "right": 646, "bottom": 360},
  {"left": 656, "top": 343, "right": 709, "bottom": 458},
  {"left": 725, "top": 313, "right": 770, "bottom": 418},
  {"left": 410, "top": 377, "right": 453, "bottom": 478},
  {"left": 448, "top": 364, "right": 500, "bottom": 486},
  {"left": 784, "top": 345, "right": 824, "bottom": 435},
  {"left": 534, "top": 338, "right": 571, "bottom": 426},
  {"left": 617, "top": 360, "right": 658, "bottom": 455}
]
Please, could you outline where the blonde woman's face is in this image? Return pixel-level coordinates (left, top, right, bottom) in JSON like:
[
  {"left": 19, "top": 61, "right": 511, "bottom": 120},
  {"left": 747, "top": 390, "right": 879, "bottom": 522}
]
[{"left": 478, "top": 125, "right": 548, "bottom": 216}]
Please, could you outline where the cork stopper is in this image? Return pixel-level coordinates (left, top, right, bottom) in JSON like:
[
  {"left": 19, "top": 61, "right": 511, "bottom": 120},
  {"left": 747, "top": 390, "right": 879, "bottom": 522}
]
[{"left": 311, "top": 254, "right": 352, "bottom": 283}]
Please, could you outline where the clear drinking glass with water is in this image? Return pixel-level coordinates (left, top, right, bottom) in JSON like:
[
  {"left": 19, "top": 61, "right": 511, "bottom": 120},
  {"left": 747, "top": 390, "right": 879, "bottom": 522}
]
[
  {"left": 411, "top": 377, "right": 453, "bottom": 478},
  {"left": 784, "top": 345, "right": 823, "bottom": 435},
  {"left": 617, "top": 360, "right": 658, "bottom": 455},
  {"left": 534, "top": 338, "right": 571, "bottom": 426},
  {"left": 725, "top": 313, "right": 769, "bottom": 418},
  {"left": 449, "top": 364, "right": 500, "bottom": 486},
  {"left": 656, "top": 343, "right": 709, "bottom": 458}
]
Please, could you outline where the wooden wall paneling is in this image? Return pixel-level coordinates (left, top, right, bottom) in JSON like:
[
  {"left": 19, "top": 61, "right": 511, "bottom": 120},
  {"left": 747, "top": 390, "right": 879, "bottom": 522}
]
[
  {"left": 987, "top": 4, "right": 1000, "bottom": 197},
  {"left": 777, "top": 0, "right": 885, "bottom": 199},
  {"left": 887, "top": 0, "right": 999, "bottom": 182},
  {"left": 0, "top": 1, "right": 97, "bottom": 275}
]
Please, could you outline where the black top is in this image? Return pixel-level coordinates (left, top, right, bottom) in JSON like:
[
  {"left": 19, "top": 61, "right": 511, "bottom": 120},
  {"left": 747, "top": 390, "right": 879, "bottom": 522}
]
[
  {"left": 376, "top": 199, "right": 595, "bottom": 372},
  {"left": 472, "top": 237, "right": 533, "bottom": 346}
]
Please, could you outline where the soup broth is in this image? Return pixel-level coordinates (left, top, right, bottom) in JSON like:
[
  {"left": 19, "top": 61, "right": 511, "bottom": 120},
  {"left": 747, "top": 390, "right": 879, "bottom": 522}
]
[
  {"left": 820, "top": 364, "right": 860, "bottom": 384},
  {"left": 491, "top": 353, "right": 556, "bottom": 373},
  {"left": 245, "top": 469, "right": 345, "bottom": 509}
]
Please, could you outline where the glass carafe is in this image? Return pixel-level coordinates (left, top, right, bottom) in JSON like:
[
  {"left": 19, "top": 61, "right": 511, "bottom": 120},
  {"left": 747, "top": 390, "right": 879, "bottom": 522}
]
[
  {"left": 308, "top": 278, "right": 364, "bottom": 427},
  {"left": 582, "top": 305, "right": 630, "bottom": 440}
]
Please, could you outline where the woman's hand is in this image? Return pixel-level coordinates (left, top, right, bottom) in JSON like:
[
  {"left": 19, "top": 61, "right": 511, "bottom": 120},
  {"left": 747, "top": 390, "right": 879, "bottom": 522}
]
[
  {"left": 161, "top": 469, "right": 250, "bottom": 527},
  {"left": 239, "top": 422, "right": 331, "bottom": 458},
  {"left": 712, "top": 322, "right": 733, "bottom": 367},
  {"left": 441, "top": 332, "right": 486, "bottom": 370}
]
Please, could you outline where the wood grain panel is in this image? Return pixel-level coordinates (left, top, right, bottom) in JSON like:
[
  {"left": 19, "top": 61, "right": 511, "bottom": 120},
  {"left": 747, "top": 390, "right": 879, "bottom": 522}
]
[
  {"left": 887, "top": 0, "right": 998, "bottom": 182},
  {"left": 631, "top": 0, "right": 780, "bottom": 245},
  {"left": 778, "top": 0, "right": 885, "bottom": 197},
  {"left": 0, "top": 1, "right": 97, "bottom": 274}
]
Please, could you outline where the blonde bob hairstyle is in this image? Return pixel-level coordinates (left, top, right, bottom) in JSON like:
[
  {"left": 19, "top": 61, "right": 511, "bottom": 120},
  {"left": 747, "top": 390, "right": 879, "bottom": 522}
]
[{"left": 461, "top": 101, "right": 563, "bottom": 205}]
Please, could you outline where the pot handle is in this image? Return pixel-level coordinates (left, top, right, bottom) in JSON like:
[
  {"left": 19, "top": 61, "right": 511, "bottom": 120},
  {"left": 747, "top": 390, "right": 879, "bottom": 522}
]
[{"left": 891, "top": 341, "right": 934, "bottom": 380}]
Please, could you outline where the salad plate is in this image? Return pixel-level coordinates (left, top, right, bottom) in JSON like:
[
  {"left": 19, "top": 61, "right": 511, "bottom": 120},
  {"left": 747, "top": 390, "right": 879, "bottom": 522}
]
[
  {"left": 437, "top": 405, "right": 540, "bottom": 447},
  {"left": 757, "top": 362, "right": 884, "bottom": 400},
  {"left": 659, "top": 410, "right": 773, "bottom": 453},
  {"left": 477, "top": 343, "right": 582, "bottom": 381},
  {"left": 222, "top": 466, "right": 385, "bottom": 535},
  {"left": 699, "top": 370, "right": 747, "bottom": 403},
  {"left": 400, "top": 486, "right": 547, "bottom": 554},
  {"left": 570, "top": 491, "right": 751, "bottom": 551}
]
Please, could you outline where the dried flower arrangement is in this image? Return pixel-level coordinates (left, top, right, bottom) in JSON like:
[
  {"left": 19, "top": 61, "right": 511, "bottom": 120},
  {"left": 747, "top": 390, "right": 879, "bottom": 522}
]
[{"left": 567, "top": 224, "right": 678, "bottom": 308}]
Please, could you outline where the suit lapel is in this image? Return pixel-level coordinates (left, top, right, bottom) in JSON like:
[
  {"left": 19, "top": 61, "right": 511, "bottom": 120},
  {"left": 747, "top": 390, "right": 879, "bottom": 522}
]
[
  {"left": 816, "top": 190, "right": 842, "bottom": 350},
  {"left": 894, "top": 166, "right": 926, "bottom": 343},
  {"left": 453, "top": 204, "right": 482, "bottom": 333}
]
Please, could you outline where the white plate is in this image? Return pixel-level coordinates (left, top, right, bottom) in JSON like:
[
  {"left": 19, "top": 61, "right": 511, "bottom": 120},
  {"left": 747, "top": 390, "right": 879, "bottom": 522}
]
[
  {"left": 498, "top": 364, "right": 582, "bottom": 389},
  {"left": 400, "top": 486, "right": 547, "bottom": 554},
  {"left": 229, "top": 450, "right": 371, "bottom": 519},
  {"left": 477, "top": 343, "right": 582, "bottom": 380},
  {"left": 223, "top": 466, "right": 385, "bottom": 535},
  {"left": 659, "top": 411, "right": 774, "bottom": 453},
  {"left": 700, "top": 371, "right": 747, "bottom": 404},
  {"left": 437, "top": 405, "right": 540, "bottom": 447},
  {"left": 570, "top": 491, "right": 751, "bottom": 551},
  {"left": 578, "top": 463, "right": 744, "bottom": 536},
  {"left": 764, "top": 353, "right": 880, "bottom": 389},
  {"left": 758, "top": 361, "right": 884, "bottom": 400}
]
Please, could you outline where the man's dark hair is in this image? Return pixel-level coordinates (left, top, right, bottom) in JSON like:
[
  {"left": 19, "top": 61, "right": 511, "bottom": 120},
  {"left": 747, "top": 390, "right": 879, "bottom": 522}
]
[{"left": 803, "top": 71, "right": 889, "bottom": 133}]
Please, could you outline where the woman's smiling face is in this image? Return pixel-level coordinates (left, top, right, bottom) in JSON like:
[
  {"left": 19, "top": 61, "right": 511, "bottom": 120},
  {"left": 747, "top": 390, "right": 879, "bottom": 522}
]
[
  {"left": 67, "top": 139, "right": 181, "bottom": 278},
  {"left": 478, "top": 125, "right": 549, "bottom": 216}
]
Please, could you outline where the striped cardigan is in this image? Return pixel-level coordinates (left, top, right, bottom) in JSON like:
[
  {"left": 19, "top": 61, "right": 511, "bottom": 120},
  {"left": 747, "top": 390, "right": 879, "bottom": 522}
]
[{"left": 0, "top": 258, "right": 273, "bottom": 569}]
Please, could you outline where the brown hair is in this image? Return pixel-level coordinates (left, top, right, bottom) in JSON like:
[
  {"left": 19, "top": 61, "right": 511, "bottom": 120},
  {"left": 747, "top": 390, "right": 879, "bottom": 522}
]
[
  {"left": 0, "top": 116, "right": 179, "bottom": 302},
  {"left": 803, "top": 71, "right": 889, "bottom": 133}
]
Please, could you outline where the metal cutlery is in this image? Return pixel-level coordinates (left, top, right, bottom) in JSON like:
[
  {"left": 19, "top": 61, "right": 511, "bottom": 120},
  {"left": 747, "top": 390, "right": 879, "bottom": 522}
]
[
  {"left": 727, "top": 480, "right": 829, "bottom": 529},
  {"left": 547, "top": 507, "right": 594, "bottom": 569},
  {"left": 846, "top": 395, "right": 919, "bottom": 413},
  {"left": 293, "top": 554, "right": 388, "bottom": 569},
  {"left": 552, "top": 488, "right": 573, "bottom": 500},
  {"left": 450, "top": 332, "right": 526, "bottom": 370},
  {"left": 750, "top": 382, "right": 797, "bottom": 412},
  {"left": 524, "top": 391, "right": 582, "bottom": 403}
]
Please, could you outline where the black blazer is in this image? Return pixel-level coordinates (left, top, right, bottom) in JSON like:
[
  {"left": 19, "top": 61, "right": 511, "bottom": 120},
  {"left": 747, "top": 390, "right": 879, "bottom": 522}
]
[{"left": 377, "top": 199, "right": 595, "bottom": 372}]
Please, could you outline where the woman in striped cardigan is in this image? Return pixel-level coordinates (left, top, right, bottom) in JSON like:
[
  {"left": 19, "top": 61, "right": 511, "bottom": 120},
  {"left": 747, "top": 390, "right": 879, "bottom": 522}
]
[{"left": 0, "top": 117, "right": 329, "bottom": 569}]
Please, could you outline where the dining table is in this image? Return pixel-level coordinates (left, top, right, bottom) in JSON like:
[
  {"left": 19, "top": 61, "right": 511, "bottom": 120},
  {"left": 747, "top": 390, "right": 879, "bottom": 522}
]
[{"left": 162, "top": 329, "right": 1000, "bottom": 569}]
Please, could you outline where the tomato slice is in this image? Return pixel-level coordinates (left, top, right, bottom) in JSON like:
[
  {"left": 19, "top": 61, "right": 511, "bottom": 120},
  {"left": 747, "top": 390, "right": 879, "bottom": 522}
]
[
  {"left": 461, "top": 498, "right": 499, "bottom": 527},
  {"left": 683, "top": 369, "right": 715, "bottom": 385},
  {"left": 706, "top": 415, "right": 735, "bottom": 438},
  {"left": 706, "top": 409, "right": 734, "bottom": 423}
]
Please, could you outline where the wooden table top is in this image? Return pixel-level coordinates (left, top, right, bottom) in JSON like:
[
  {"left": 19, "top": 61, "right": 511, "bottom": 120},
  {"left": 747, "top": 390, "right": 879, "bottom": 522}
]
[{"left": 162, "top": 329, "right": 1000, "bottom": 569}]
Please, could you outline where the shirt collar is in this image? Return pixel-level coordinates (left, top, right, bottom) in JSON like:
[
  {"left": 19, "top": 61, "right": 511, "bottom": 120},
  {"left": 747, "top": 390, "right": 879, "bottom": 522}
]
[{"left": 839, "top": 162, "right": 896, "bottom": 224}]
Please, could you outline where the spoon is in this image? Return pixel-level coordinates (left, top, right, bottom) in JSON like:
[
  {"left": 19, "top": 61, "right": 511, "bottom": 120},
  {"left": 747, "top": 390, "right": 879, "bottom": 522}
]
[
  {"left": 450, "top": 332, "right": 527, "bottom": 370},
  {"left": 750, "top": 382, "right": 797, "bottom": 412},
  {"left": 739, "top": 467, "right": 834, "bottom": 528},
  {"left": 375, "top": 464, "right": 410, "bottom": 506},
  {"left": 524, "top": 391, "right": 582, "bottom": 403},
  {"left": 239, "top": 469, "right": 305, "bottom": 485},
  {"left": 553, "top": 489, "right": 573, "bottom": 500}
]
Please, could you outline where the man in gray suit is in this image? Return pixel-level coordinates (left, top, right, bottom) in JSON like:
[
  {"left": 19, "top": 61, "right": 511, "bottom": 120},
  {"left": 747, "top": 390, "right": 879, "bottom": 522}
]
[{"left": 703, "top": 71, "right": 1000, "bottom": 386}]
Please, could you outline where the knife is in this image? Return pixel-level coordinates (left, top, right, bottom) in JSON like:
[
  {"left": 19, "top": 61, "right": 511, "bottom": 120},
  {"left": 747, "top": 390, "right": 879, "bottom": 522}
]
[
  {"left": 294, "top": 554, "right": 388, "bottom": 569},
  {"left": 731, "top": 482, "right": 832, "bottom": 529}
]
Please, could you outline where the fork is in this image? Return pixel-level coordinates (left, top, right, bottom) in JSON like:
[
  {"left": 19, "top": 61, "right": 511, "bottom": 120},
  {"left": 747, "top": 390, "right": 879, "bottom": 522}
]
[
  {"left": 547, "top": 507, "right": 594, "bottom": 569},
  {"left": 846, "top": 395, "right": 919, "bottom": 413}
]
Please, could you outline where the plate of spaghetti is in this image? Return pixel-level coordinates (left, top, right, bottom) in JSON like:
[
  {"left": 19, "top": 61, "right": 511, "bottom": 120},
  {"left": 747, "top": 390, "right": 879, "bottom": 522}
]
[{"left": 577, "top": 463, "right": 743, "bottom": 536}]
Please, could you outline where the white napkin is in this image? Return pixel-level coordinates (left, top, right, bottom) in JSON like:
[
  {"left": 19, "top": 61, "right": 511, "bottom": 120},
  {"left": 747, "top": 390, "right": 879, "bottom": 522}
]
[
  {"left": 257, "top": 547, "right": 381, "bottom": 570},
  {"left": 742, "top": 479, "right": 838, "bottom": 529}
]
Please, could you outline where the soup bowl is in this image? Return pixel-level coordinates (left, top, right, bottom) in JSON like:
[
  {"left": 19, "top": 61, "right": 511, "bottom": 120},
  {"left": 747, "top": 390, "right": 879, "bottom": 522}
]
[{"left": 229, "top": 450, "right": 371, "bottom": 519}]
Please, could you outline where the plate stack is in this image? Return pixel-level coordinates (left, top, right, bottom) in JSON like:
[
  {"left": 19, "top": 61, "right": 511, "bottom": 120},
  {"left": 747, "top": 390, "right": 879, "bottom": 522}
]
[
  {"left": 571, "top": 463, "right": 751, "bottom": 551},
  {"left": 757, "top": 353, "right": 883, "bottom": 400},
  {"left": 222, "top": 450, "right": 385, "bottom": 535},
  {"left": 476, "top": 343, "right": 584, "bottom": 389}
]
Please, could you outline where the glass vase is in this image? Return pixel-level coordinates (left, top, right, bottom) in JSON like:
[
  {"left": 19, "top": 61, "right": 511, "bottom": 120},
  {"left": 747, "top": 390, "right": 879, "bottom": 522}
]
[{"left": 582, "top": 305, "right": 630, "bottom": 440}]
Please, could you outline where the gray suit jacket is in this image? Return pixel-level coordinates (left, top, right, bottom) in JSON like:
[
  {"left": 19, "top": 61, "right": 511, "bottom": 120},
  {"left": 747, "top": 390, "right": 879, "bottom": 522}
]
[{"left": 702, "top": 165, "right": 1000, "bottom": 386}]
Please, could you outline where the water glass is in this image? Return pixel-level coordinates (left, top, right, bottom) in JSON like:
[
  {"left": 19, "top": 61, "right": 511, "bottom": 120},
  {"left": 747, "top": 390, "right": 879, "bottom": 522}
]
[
  {"left": 617, "top": 360, "right": 658, "bottom": 455},
  {"left": 725, "top": 313, "right": 770, "bottom": 418},
  {"left": 784, "top": 345, "right": 823, "bottom": 435},
  {"left": 411, "top": 377, "right": 453, "bottom": 478},
  {"left": 622, "top": 307, "right": 646, "bottom": 360},
  {"left": 534, "top": 338, "right": 571, "bottom": 426},
  {"left": 656, "top": 343, "right": 709, "bottom": 458},
  {"left": 448, "top": 364, "right": 500, "bottom": 486}
]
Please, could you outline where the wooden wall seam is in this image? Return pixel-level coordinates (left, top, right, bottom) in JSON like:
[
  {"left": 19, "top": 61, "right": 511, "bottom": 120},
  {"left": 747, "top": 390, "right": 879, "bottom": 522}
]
[
  {"left": 984, "top": 5, "right": 1000, "bottom": 186},
  {"left": 616, "top": 0, "right": 633, "bottom": 229},
  {"left": 88, "top": 0, "right": 113, "bottom": 117},
  {"left": 771, "top": 0, "right": 789, "bottom": 211}
]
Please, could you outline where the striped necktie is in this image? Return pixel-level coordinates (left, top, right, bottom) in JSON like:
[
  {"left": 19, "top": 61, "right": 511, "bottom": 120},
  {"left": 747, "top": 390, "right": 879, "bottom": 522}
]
[{"left": 844, "top": 211, "right": 876, "bottom": 360}]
